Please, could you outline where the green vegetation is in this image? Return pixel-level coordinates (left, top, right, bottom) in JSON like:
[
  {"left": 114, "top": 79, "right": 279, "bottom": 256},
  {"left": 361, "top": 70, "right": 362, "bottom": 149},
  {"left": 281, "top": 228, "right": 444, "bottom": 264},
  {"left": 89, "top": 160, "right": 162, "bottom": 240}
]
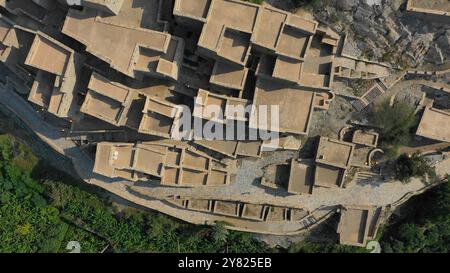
[
  {"left": 380, "top": 176, "right": 450, "bottom": 253},
  {"left": 288, "top": 242, "right": 367, "bottom": 253},
  {"left": 0, "top": 134, "right": 268, "bottom": 253},
  {"left": 0, "top": 135, "right": 72, "bottom": 252},
  {"left": 368, "top": 100, "right": 417, "bottom": 157},
  {"left": 381, "top": 50, "right": 395, "bottom": 63},
  {"left": 0, "top": 135, "right": 38, "bottom": 173},
  {"left": 293, "top": 0, "right": 331, "bottom": 10},
  {"left": 394, "top": 153, "right": 437, "bottom": 184},
  {"left": 244, "top": 0, "right": 264, "bottom": 5},
  {"left": 243, "top": 0, "right": 329, "bottom": 10},
  {"left": 1, "top": 133, "right": 449, "bottom": 253}
]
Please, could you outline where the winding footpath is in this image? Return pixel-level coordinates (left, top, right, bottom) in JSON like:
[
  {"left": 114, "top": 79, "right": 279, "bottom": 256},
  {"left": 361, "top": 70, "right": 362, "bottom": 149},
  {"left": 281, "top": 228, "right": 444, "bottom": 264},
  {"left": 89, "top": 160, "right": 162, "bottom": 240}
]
[{"left": 0, "top": 83, "right": 449, "bottom": 235}]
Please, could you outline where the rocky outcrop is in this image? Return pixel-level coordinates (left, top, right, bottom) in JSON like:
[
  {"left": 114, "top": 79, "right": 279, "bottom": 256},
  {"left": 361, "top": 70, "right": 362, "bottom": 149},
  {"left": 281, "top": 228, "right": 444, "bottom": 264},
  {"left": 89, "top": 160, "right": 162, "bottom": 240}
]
[
  {"left": 437, "top": 29, "right": 450, "bottom": 55},
  {"left": 336, "top": 0, "right": 359, "bottom": 11},
  {"left": 402, "top": 32, "right": 435, "bottom": 67},
  {"left": 308, "top": 0, "right": 449, "bottom": 68},
  {"left": 425, "top": 44, "right": 444, "bottom": 65}
]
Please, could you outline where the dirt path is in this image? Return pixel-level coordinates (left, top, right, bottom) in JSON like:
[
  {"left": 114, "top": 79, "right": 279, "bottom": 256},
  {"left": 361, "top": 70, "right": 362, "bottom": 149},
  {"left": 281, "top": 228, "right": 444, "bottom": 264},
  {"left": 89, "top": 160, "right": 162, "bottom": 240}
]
[{"left": 1, "top": 83, "right": 448, "bottom": 235}]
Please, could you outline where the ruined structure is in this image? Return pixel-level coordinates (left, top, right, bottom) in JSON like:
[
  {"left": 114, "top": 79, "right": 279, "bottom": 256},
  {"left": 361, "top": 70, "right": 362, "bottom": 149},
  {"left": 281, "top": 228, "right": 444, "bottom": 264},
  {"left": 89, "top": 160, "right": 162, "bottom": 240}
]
[
  {"left": 26, "top": 32, "right": 83, "bottom": 118},
  {"left": 61, "top": 2, "right": 183, "bottom": 80},
  {"left": 261, "top": 128, "right": 382, "bottom": 197},
  {"left": 4, "top": 0, "right": 441, "bottom": 248},
  {"left": 94, "top": 141, "right": 231, "bottom": 187},
  {"left": 406, "top": 0, "right": 450, "bottom": 18},
  {"left": 337, "top": 205, "right": 383, "bottom": 247},
  {"left": 416, "top": 104, "right": 450, "bottom": 143}
]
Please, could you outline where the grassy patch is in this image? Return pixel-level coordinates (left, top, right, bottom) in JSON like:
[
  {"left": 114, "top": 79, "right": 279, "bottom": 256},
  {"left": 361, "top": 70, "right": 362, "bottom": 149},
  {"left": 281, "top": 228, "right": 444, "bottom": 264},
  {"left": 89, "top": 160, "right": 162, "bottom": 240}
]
[
  {"left": 0, "top": 134, "right": 38, "bottom": 173},
  {"left": 368, "top": 100, "right": 417, "bottom": 158},
  {"left": 0, "top": 134, "right": 269, "bottom": 253}
]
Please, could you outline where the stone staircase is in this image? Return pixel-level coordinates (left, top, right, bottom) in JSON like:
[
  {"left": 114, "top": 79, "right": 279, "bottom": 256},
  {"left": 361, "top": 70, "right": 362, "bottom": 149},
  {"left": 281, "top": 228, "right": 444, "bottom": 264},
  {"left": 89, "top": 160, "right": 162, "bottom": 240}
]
[
  {"left": 355, "top": 171, "right": 380, "bottom": 182},
  {"left": 351, "top": 79, "right": 389, "bottom": 111}
]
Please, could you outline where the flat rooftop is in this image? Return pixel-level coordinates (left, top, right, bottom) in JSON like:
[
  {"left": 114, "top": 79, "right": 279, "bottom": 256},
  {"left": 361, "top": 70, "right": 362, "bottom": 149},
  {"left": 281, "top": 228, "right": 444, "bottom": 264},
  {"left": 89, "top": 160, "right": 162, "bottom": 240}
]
[
  {"left": 337, "top": 206, "right": 373, "bottom": 247},
  {"left": 250, "top": 77, "right": 315, "bottom": 135},
  {"left": 194, "top": 89, "right": 249, "bottom": 124},
  {"left": 416, "top": 106, "right": 450, "bottom": 143},
  {"left": 174, "top": 0, "right": 211, "bottom": 21},
  {"left": 210, "top": 60, "right": 249, "bottom": 90},
  {"left": 198, "top": 0, "right": 259, "bottom": 63},
  {"left": 272, "top": 56, "right": 303, "bottom": 83},
  {"left": 408, "top": 0, "right": 450, "bottom": 13},
  {"left": 288, "top": 159, "right": 314, "bottom": 194},
  {"left": 275, "top": 25, "right": 311, "bottom": 60},
  {"left": 62, "top": 7, "right": 182, "bottom": 79},
  {"left": 25, "top": 34, "right": 70, "bottom": 76},
  {"left": 251, "top": 5, "right": 288, "bottom": 50},
  {"left": 256, "top": 34, "right": 334, "bottom": 90},
  {"left": 314, "top": 164, "right": 345, "bottom": 188},
  {"left": 315, "top": 137, "right": 355, "bottom": 169},
  {"left": 24, "top": 32, "right": 82, "bottom": 118},
  {"left": 0, "top": 17, "right": 35, "bottom": 66},
  {"left": 299, "top": 34, "right": 334, "bottom": 89},
  {"left": 138, "top": 96, "right": 180, "bottom": 138},
  {"left": 80, "top": 73, "right": 140, "bottom": 128},
  {"left": 160, "top": 146, "right": 230, "bottom": 187},
  {"left": 95, "top": 0, "right": 164, "bottom": 30},
  {"left": 214, "top": 200, "right": 240, "bottom": 217},
  {"left": 28, "top": 70, "right": 54, "bottom": 109},
  {"left": 94, "top": 141, "right": 231, "bottom": 186},
  {"left": 352, "top": 130, "right": 379, "bottom": 147},
  {"left": 82, "top": 0, "right": 124, "bottom": 15},
  {"left": 93, "top": 142, "right": 172, "bottom": 181},
  {"left": 251, "top": 4, "right": 317, "bottom": 56}
]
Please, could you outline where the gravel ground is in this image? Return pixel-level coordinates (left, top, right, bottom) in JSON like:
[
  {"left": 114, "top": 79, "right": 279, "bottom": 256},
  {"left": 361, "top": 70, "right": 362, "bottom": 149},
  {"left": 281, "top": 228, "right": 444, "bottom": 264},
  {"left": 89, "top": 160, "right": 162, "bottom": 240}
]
[{"left": 308, "top": 96, "right": 354, "bottom": 138}]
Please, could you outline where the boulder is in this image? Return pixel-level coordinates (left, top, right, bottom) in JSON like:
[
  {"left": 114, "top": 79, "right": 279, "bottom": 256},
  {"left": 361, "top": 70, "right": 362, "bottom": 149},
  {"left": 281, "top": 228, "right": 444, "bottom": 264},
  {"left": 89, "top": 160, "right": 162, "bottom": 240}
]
[
  {"left": 437, "top": 29, "right": 450, "bottom": 56},
  {"left": 334, "top": 0, "right": 359, "bottom": 11},
  {"left": 425, "top": 44, "right": 444, "bottom": 65}
]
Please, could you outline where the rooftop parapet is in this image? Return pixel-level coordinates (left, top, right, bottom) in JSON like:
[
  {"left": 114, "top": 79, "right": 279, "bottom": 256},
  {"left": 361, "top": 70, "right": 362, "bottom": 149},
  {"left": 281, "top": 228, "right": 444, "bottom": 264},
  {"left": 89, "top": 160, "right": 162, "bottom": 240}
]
[
  {"left": 251, "top": 4, "right": 317, "bottom": 58},
  {"left": 0, "top": 17, "right": 36, "bottom": 82},
  {"left": 287, "top": 159, "right": 314, "bottom": 195},
  {"left": 80, "top": 72, "right": 183, "bottom": 138},
  {"left": 210, "top": 60, "right": 249, "bottom": 92},
  {"left": 173, "top": 0, "right": 212, "bottom": 23},
  {"left": 314, "top": 137, "right": 355, "bottom": 188},
  {"left": 93, "top": 141, "right": 231, "bottom": 187},
  {"left": 138, "top": 95, "right": 183, "bottom": 139},
  {"left": 197, "top": 0, "right": 259, "bottom": 65},
  {"left": 352, "top": 130, "right": 379, "bottom": 148},
  {"left": 81, "top": 0, "right": 125, "bottom": 15},
  {"left": 406, "top": 0, "right": 450, "bottom": 17},
  {"left": 249, "top": 77, "right": 317, "bottom": 135},
  {"left": 337, "top": 205, "right": 375, "bottom": 247},
  {"left": 194, "top": 140, "right": 263, "bottom": 158},
  {"left": 416, "top": 104, "right": 450, "bottom": 143},
  {"left": 25, "top": 32, "right": 82, "bottom": 118},
  {"left": 193, "top": 89, "right": 250, "bottom": 125},
  {"left": 256, "top": 31, "right": 336, "bottom": 90},
  {"left": 80, "top": 72, "right": 140, "bottom": 128},
  {"left": 62, "top": 6, "right": 184, "bottom": 80}
]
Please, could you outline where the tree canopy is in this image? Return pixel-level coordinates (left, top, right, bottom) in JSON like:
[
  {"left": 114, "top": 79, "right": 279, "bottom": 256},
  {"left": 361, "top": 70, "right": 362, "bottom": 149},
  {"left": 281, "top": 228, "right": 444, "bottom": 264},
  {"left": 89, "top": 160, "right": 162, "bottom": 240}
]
[
  {"left": 0, "top": 134, "right": 268, "bottom": 253},
  {"left": 394, "top": 153, "right": 437, "bottom": 183},
  {"left": 381, "top": 177, "right": 450, "bottom": 253},
  {"left": 369, "top": 101, "right": 417, "bottom": 147}
]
